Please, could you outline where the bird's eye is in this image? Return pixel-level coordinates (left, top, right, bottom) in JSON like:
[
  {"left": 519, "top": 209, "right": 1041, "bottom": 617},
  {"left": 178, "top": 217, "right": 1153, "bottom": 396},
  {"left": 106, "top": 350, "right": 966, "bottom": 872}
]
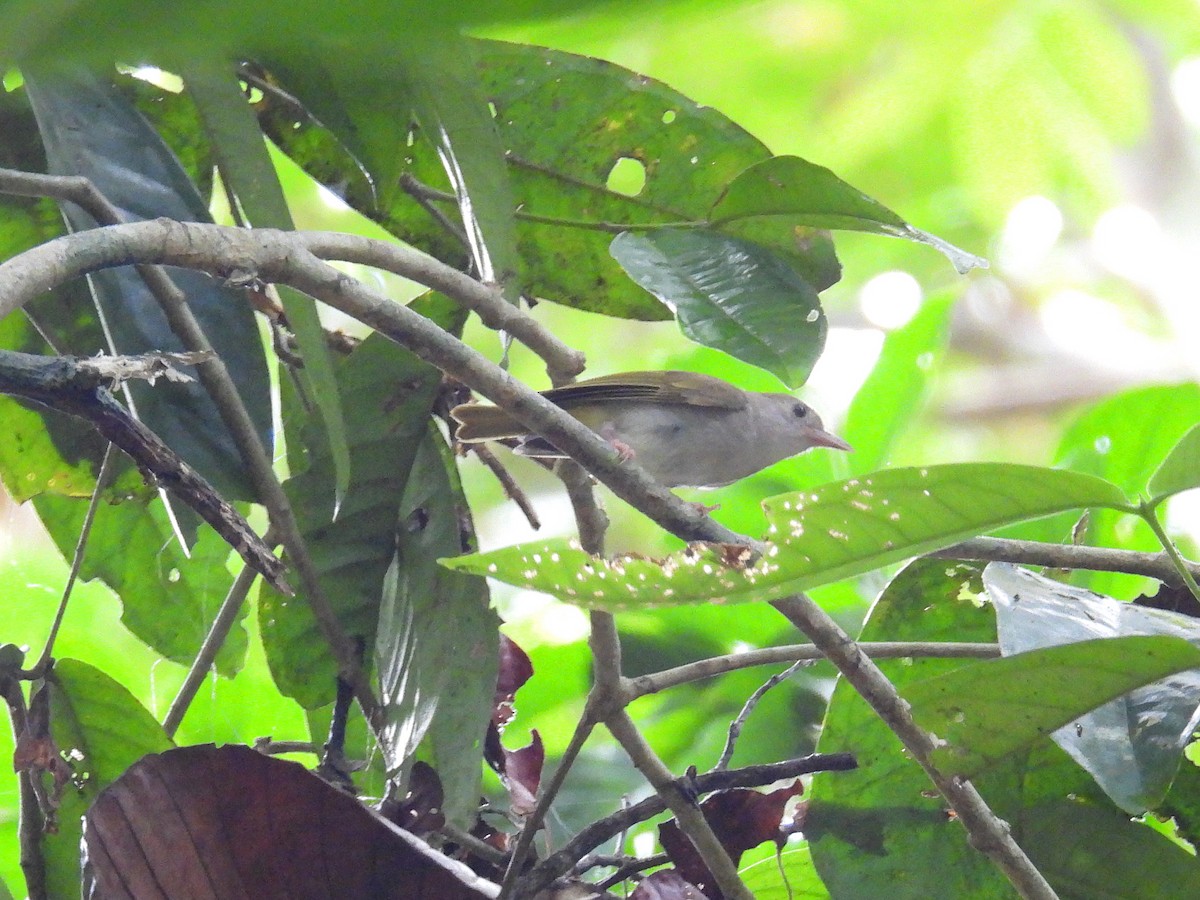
[{"left": 792, "top": 404, "right": 808, "bottom": 419}]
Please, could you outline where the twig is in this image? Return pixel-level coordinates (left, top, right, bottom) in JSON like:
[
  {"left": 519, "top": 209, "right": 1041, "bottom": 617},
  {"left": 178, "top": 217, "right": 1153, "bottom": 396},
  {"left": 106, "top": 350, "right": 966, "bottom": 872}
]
[
  {"left": 27, "top": 443, "right": 117, "bottom": 677},
  {"left": 628, "top": 641, "right": 999, "bottom": 699},
  {"left": 398, "top": 172, "right": 471, "bottom": 247},
  {"left": 522, "top": 753, "right": 858, "bottom": 896},
  {"left": 1140, "top": 501, "right": 1200, "bottom": 604},
  {"left": 163, "top": 559, "right": 264, "bottom": 738},
  {"left": 0, "top": 351, "right": 286, "bottom": 589},
  {"left": 714, "top": 660, "right": 807, "bottom": 773},
  {"left": 469, "top": 444, "right": 541, "bottom": 530},
  {"left": 253, "top": 739, "right": 321, "bottom": 756},
  {"left": 930, "top": 535, "right": 1200, "bottom": 584},
  {"left": 770, "top": 593, "right": 1059, "bottom": 900}
]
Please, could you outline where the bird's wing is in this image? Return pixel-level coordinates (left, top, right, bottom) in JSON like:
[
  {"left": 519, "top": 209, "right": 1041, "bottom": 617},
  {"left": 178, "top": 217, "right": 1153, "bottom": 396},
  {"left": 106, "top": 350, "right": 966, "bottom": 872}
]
[{"left": 541, "top": 370, "right": 747, "bottom": 410}]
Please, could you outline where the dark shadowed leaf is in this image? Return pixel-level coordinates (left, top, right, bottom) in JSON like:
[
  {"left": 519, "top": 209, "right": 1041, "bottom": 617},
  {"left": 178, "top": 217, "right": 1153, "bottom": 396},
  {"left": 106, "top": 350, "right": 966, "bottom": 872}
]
[
  {"left": 183, "top": 60, "right": 351, "bottom": 510},
  {"left": 494, "top": 633, "right": 534, "bottom": 728},
  {"left": 82, "top": 744, "right": 494, "bottom": 899},
  {"left": 610, "top": 229, "right": 825, "bottom": 387},
  {"left": 709, "top": 156, "right": 986, "bottom": 273},
  {"left": 23, "top": 67, "right": 272, "bottom": 501},
  {"left": 376, "top": 430, "right": 499, "bottom": 827}
]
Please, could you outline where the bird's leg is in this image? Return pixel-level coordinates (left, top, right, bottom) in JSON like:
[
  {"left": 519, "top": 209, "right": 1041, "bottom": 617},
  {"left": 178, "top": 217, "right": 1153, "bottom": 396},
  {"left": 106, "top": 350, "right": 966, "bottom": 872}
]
[{"left": 598, "top": 423, "right": 637, "bottom": 462}]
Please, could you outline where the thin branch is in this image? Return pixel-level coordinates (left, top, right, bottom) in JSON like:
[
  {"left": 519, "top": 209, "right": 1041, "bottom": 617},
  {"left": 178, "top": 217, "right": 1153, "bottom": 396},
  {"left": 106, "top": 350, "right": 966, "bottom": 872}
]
[
  {"left": 0, "top": 350, "right": 287, "bottom": 590},
  {"left": 1140, "top": 502, "right": 1200, "bottom": 603},
  {"left": 163, "top": 560, "right": 263, "bottom": 738},
  {"left": 27, "top": 443, "right": 117, "bottom": 676},
  {"left": 770, "top": 593, "right": 1059, "bottom": 900},
  {"left": 714, "top": 660, "right": 807, "bottom": 772},
  {"left": 522, "top": 753, "right": 858, "bottom": 896},
  {"left": 628, "top": 641, "right": 1000, "bottom": 699},
  {"left": 468, "top": 445, "right": 542, "bottom": 531},
  {"left": 931, "top": 535, "right": 1200, "bottom": 584}
]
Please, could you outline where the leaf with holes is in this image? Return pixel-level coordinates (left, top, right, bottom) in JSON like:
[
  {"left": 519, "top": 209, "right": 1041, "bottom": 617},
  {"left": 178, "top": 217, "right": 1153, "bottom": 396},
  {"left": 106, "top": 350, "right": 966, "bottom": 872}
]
[
  {"left": 610, "top": 228, "right": 825, "bottom": 387},
  {"left": 443, "top": 464, "right": 1131, "bottom": 610}
]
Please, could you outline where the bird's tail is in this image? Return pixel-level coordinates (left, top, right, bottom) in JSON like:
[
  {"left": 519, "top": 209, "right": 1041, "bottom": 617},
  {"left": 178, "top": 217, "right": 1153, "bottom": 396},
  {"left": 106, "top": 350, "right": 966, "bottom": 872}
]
[{"left": 450, "top": 403, "right": 526, "bottom": 442}]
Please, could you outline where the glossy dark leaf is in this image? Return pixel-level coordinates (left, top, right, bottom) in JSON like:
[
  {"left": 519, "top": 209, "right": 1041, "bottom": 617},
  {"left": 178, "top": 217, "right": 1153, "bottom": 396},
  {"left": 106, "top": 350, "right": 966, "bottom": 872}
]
[
  {"left": 376, "top": 430, "right": 498, "bottom": 827},
  {"left": 610, "top": 229, "right": 825, "bottom": 387},
  {"left": 23, "top": 67, "right": 272, "bottom": 501}
]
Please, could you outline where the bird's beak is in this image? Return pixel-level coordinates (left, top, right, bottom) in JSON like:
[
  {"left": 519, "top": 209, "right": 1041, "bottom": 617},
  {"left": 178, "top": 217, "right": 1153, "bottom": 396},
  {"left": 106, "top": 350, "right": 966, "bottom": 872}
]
[{"left": 808, "top": 428, "right": 853, "bottom": 452}]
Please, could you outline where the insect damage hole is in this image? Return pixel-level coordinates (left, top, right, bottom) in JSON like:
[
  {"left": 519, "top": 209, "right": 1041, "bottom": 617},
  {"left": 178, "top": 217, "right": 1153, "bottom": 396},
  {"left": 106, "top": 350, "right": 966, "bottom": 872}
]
[{"left": 606, "top": 156, "right": 647, "bottom": 197}]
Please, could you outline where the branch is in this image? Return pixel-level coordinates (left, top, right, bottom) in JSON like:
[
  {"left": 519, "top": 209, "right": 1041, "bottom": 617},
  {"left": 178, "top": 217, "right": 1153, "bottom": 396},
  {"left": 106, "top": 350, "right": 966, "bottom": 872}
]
[
  {"left": 521, "top": 753, "right": 858, "bottom": 896},
  {"left": 0, "top": 350, "right": 287, "bottom": 590},
  {"left": 628, "top": 641, "right": 1000, "bottom": 699},
  {"left": 931, "top": 536, "right": 1200, "bottom": 584},
  {"left": 0, "top": 219, "right": 748, "bottom": 549},
  {"left": 770, "top": 594, "right": 1059, "bottom": 900}
]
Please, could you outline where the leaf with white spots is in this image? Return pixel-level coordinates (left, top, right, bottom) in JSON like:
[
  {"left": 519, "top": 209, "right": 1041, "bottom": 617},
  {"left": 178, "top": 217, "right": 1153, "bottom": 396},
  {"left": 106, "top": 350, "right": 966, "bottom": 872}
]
[{"left": 442, "top": 465, "right": 1132, "bottom": 611}]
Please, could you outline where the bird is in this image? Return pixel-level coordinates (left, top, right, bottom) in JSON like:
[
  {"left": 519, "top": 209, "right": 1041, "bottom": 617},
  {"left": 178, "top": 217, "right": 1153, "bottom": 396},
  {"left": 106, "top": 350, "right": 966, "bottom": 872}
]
[{"left": 450, "top": 370, "right": 851, "bottom": 489}]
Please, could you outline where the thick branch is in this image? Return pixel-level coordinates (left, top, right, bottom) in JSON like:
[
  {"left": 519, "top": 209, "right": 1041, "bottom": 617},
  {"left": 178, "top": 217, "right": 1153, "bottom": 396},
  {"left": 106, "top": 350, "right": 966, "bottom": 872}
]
[
  {"left": 0, "top": 219, "right": 745, "bottom": 547},
  {"left": 770, "top": 593, "right": 1058, "bottom": 900}
]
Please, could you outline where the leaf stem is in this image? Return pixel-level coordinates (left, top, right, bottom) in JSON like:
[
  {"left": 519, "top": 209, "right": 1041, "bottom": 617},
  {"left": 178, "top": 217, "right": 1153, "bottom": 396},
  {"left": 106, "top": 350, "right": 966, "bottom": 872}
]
[{"left": 1139, "top": 500, "right": 1200, "bottom": 604}]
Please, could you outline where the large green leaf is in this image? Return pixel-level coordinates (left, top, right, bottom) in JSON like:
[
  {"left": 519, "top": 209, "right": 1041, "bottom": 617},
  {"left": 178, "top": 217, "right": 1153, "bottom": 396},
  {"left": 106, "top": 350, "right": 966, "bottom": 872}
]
[
  {"left": 260, "top": 305, "right": 455, "bottom": 708},
  {"left": 987, "top": 563, "right": 1200, "bottom": 813},
  {"left": 709, "top": 155, "right": 986, "bottom": 273},
  {"left": 23, "top": 67, "right": 273, "bottom": 502},
  {"left": 257, "top": 39, "right": 841, "bottom": 320},
  {"left": 807, "top": 559, "right": 1200, "bottom": 899},
  {"left": 183, "top": 60, "right": 351, "bottom": 510},
  {"left": 1045, "top": 383, "right": 1200, "bottom": 599},
  {"left": 609, "top": 229, "right": 825, "bottom": 387},
  {"left": 906, "top": 635, "right": 1200, "bottom": 778},
  {"left": 443, "top": 464, "right": 1131, "bottom": 610},
  {"left": 1149, "top": 422, "right": 1200, "bottom": 503},
  {"left": 376, "top": 430, "right": 498, "bottom": 827},
  {"left": 41, "top": 659, "right": 173, "bottom": 899}
]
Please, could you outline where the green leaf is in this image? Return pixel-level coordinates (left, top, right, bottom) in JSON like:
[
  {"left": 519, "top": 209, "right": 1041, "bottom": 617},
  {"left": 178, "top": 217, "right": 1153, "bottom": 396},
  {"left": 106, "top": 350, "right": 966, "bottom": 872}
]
[
  {"left": 808, "top": 559, "right": 1199, "bottom": 899},
  {"left": 842, "top": 292, "right": 952, "bottom": 474},
  {"left": 1045, "top": 382, "right": 1200, "bottom": 599},
  {"left": 183, "top": 60, "right": 351, "bottom": 510},
  {"left": 740, "top": 845, "right": 830, "bottom": 898},
  {"left": 377, "top": 430, "right": 498, "bottom": 828},
  {"left": 444, "top": 464, "right": 1131, "bottom": 611},
  {"left": 610, "top": 229, "right": 825, "bottom": 387},
  {"left": 260, "top": 325, "right": 449, "bottom": 708},
  {"left": 42, "top": 659, "right": 173, "bottom": 899},
  {"left": 907, "top": 636, "right": 1200, "bottom": 778},
  {"left": 23, "top": 67, "right": 272, "bottom": 501},
  {"left": 404, "top": 32, "right": 520, "bottom": 301},
  {"left": 708, "top": 156, "right": 987, "bottom": 273},
  {"left": 987, "top": 563, "right": 1200, "bottom": 813},
  {"left": 1149, "top": 422, "right": 1200, "bottom": 502}
]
